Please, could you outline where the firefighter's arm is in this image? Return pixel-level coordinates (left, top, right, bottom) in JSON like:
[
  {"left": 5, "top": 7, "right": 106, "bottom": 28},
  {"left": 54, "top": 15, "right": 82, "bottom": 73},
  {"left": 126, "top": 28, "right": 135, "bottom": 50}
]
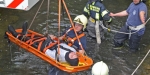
[
  {"left": 49, "top": 35, "right": 56, "bottom": 39},
  {"left": 83, "top": 4, "right": 90, "bottom": 19},
  {"left": 58, "top": 36, "right": 64, "bottom": 40},
  {"left": 79, "top": 50, "right": 85, "bottom": 54},
  {"left": 102, "top": 10, "right": 112, "bottom": 25},
  {"left": 49, "top": 35, "right": 64, "bottom": 40},
  {"left": 100, "top": 5, "right": 112, "bottom": 24},
  {"left": 140, "top": 11, "right": 146, "bottom": 24},
  {"left": 72, "top": 45, "right": 85, "bottom": 54},
  {"left": 109, "top": 10, "right": 128, "bottom": 17}
]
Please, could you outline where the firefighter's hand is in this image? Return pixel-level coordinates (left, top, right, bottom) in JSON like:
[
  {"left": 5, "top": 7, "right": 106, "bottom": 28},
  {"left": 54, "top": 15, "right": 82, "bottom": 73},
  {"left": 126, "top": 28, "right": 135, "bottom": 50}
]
[
  {"left": 58, "top": 36, "right": 64, "bottom": 40},
  {"left": 79, "top": 50, "right": 85, "bottom": 54},
  {"left": 49, "top": 35, "right": 56, "bottom": 39},
  {"left": 109, "top": 12, "right": 115, "bottom": 17}
]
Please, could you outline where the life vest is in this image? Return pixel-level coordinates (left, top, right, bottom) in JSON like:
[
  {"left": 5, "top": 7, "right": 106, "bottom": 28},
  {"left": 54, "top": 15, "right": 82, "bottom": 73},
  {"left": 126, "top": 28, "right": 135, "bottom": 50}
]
[{"left": 62, "top": 28, "right": 85, "bottom": 46}]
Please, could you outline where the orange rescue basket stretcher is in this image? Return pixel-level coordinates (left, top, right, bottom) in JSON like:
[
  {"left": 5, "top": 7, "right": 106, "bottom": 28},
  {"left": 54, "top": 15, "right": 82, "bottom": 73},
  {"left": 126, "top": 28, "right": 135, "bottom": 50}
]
[{"left": 5, "top": 29, "right": 93, "bottom": 73}]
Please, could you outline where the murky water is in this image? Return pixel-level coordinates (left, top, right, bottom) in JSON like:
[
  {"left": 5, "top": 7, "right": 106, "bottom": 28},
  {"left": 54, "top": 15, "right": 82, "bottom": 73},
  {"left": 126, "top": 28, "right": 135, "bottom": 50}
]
[{"left": 0, "top": 0, "right": 150, "bottom": 75}]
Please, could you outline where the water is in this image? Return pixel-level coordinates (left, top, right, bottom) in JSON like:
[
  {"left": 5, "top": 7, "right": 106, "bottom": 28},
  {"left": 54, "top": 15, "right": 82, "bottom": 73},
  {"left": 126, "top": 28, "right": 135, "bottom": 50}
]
[{"left": 0, "top": 0, "right": 150, "bottom": 75}]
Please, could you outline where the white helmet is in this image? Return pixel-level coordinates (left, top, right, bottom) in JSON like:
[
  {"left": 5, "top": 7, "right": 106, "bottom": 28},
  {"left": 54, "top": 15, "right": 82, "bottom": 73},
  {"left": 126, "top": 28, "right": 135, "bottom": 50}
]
[
  {"left": 92, "top": 61, "right": 109, "bottom": 75},
  {"left": 73, "top": 14, "right": 88, "bottom": 31}
]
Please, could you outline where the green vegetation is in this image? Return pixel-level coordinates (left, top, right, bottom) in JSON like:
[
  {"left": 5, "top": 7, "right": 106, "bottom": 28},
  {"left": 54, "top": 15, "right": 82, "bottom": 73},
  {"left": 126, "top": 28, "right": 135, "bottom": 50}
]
[
  {"left": 147, "top": 0, "right": 150, "bottom": 15},
  {"left": 0, "top": 8, "right": 19, "bottom": 42}
]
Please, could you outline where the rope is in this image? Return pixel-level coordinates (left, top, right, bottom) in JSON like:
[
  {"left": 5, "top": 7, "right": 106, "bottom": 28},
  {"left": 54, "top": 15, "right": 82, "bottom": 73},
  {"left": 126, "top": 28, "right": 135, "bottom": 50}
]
[
  {"left": 145, "top": 17, "right": 150, "bottom": 24},
  {"left": 131, "top": 49, "right": 150, "bottom": 75},
  {"left": 46, "top": 0, "right": 51, "bottom": 34},
  {"left": 131, "top": 18, "right": 150, "bottom": 75},
  {"left": 21, "top": 0, "right": 45, "bottom": 41},
  {"left": 55, "top": 0, "right": 62, "bottom": 64},
  {"left": 61, "top": 0, "right": 67, "bottom": 30},
  {"left": 62, "top": 0, "right": 88, "bottom": 56},
  {"left": 102, "top": 17, "right": 150, "bottom": 34},
  {"left": 101, "top": 24, "right": 139, "bottom": 34},
  {"left": 28, "top": 0, "right": 45, "bottom": 30}
]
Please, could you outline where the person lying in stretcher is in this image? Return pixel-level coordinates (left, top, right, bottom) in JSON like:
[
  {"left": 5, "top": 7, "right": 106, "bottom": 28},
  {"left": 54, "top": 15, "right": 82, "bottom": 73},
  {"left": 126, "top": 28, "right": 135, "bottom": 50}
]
[{"left": 7, "top": 15, "right": 88, "bottom": 66}]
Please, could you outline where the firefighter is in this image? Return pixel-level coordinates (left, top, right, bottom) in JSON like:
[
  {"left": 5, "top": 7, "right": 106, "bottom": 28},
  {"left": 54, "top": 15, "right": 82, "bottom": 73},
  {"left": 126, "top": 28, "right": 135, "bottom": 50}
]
[
  {"left": 110, "top": 0, "right": 147, "bottom": 52},
  {"left": 83, "top": 0, "right": 112, "bottom": 40},
  {"left": 48, "top": 14, "right": 88, "bottom": 75},
  {"left": 50, "top": 14, "right": 88, "bottom": 54}
]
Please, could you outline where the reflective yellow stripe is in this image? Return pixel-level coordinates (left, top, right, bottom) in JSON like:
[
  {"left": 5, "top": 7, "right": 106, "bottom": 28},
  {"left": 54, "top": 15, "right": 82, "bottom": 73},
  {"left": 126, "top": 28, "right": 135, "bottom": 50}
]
[
  {"left": 84, "top": 5, "right": 90, "bottom": 15},
  {"left": 84, "top": 7, "right": 89, "bottom": 15},
  {"left": 89, "top": 5, "right": 100, "bottom": 12},
  {"left": 89, "top": 2, "right": 100, "bottom": 12},
  {"left": 89, "top": 17, "right": 96, "bottom": 23},
  {"left": 101, "top": 10, "right": 109, "bottom": 17},
  {"left": 84, "top": 7, "right": 88, "bottom": 12},
  {"left": 107, "top": 18, "right": 112, "bottom": 22},
  {"left": 95, "top": 13, "right": 99, "bottom": 20}
]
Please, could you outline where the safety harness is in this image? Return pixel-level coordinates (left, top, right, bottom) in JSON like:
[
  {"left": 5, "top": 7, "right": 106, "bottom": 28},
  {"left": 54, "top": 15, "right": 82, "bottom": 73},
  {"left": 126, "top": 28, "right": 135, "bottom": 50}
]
[
  {"left": 128, "top": 24, "right": 145, "bottom": 31},
  {"left": 62, "top": 28, "right": 85, "bottom": 46}
]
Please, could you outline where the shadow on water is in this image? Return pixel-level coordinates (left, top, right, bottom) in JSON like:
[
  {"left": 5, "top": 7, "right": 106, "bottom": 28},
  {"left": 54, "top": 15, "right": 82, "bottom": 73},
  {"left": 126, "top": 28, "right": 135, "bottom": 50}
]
[{"left": 0, "top": 0, "right": 150, "bottom": 75}]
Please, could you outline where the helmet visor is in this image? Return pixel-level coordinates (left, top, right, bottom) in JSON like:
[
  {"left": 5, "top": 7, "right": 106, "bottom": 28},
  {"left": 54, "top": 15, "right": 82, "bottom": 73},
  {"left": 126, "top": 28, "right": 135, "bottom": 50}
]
[{"left": 74, "top": 18, "right": 84, "bottom": 26}]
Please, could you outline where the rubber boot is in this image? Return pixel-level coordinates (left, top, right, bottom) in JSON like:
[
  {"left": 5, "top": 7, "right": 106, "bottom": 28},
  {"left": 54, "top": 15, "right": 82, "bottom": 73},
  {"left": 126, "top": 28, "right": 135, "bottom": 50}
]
[
  {"left": 22, "top": 21, "right": 28, "bottom": 35},
  {"left": 8, "top": 25, "right": 18, "bottom": 37}
]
